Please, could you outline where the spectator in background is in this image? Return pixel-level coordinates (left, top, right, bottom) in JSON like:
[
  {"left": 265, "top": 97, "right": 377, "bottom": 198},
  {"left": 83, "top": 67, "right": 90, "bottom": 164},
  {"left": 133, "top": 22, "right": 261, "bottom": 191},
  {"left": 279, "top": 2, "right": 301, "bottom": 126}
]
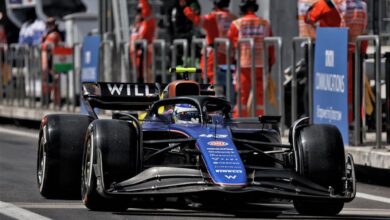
[
  {"left": 228, "top": 0, "right": 275, "bottom": 118},
  {"left": 41, "top": 17, "right": 62, "bottom": 106},
  {"left": 180, "top": 0, "right": 236, "bottom": 84},
  {"left": 130, "top": 0, "right": 156, "bottom": 83},
  {"left": 18, "top": 9, "right": 45, "bottom": 46}
]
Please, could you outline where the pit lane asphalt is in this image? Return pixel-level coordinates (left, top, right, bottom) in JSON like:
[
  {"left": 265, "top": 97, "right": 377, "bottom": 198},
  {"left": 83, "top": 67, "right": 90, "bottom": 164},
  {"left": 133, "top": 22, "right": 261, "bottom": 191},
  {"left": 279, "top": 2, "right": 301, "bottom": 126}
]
[{"left": 1, "top": 125, "right": 390, "bottom": 220}]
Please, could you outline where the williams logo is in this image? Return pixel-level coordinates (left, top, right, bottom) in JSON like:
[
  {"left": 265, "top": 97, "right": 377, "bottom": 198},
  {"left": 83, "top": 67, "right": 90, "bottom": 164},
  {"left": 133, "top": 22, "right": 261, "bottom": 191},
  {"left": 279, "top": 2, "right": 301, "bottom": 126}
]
[
  {"left": 101, "top": 83, "right": 158, "bottom": 97},
  {"left": 207, "top": 141, "right": 228, "bottom": 147},
  {"left": 224, "top": 175, "right": 237, "bottom": 180}
]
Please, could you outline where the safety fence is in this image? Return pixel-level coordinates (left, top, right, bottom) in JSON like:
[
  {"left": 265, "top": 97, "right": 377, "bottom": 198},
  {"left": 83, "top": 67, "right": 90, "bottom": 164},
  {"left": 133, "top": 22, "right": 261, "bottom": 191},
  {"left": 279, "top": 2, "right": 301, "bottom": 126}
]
[{"left": 0, "top": 35, "right": 388, "bottom": 147}]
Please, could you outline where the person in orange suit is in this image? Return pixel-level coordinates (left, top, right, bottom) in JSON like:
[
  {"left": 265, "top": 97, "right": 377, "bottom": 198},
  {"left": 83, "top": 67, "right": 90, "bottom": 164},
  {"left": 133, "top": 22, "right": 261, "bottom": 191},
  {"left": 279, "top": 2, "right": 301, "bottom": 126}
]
[
  {"left": 298, "top": 0, "right": 319, "bottom": 39},
  {"left": 180, "top": 0, "right": 236, "bottom": 84},
  {"left": 41, "top": 17, "right": 62, "bottom": 106},
  {"left": 342, "top": 0, "right": 368, "bottom": 122},
  {"left": 228, "top": 0, "right": 275, "bottom": 118},
  {"left": 299, "top": 0, "right": 346, "bottom": 39},
  {"left": 130, "top": 0, "right": 156, "bottom": 83},
  {"left": 305, "top": 0, "right": 342, "bottom": 28}
]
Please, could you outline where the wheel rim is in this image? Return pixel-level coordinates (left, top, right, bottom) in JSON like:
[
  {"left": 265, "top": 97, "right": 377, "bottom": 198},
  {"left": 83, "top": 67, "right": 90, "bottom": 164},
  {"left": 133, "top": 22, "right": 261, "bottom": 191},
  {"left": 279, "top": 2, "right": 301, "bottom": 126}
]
[
  {"left": 37, "top": 137, "right": 47, "bottom": 192},
  {"left": 82, "top": 137, "right": 93, "bottom": 201}
]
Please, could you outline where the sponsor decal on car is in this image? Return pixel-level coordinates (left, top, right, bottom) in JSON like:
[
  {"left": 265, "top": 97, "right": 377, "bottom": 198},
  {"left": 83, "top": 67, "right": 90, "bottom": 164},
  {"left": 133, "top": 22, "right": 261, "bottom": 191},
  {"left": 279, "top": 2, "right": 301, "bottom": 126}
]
[
  {"left": 207, "top": 141, "right": 229, "bottom": 147},
  {"left": 200, "top": 134, "right": 228, "bottom": 138},
  {"left": 224, "top": 175, "right": 237, "bottom": 180}
]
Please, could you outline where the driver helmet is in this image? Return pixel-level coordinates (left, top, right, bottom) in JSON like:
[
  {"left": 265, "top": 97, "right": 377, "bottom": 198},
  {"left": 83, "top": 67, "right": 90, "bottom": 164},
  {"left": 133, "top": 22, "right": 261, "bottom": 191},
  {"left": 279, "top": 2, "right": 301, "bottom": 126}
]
[{"left": 173, "top": 104, "right": 200, "bottom": 124}]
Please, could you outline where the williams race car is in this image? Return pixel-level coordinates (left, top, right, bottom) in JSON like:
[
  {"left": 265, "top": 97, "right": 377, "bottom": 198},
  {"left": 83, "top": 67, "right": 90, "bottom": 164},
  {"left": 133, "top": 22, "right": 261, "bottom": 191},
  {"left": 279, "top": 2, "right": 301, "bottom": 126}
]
[{"left": 37, "top": 68, "right": 355, "bottom": 215}]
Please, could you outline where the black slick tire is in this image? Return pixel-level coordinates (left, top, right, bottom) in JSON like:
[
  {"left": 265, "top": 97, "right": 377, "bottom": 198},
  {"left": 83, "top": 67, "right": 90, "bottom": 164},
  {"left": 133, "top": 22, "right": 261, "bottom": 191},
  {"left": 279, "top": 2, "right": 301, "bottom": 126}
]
[
  {"left": 293, "top": 124, "right": 346, "bottom": 216},
  {"left": 81, "top": 119, "right": 140, "bottom": 211},
  {"left": 37, "top": 114, "right": 93, "bottom": 199}
]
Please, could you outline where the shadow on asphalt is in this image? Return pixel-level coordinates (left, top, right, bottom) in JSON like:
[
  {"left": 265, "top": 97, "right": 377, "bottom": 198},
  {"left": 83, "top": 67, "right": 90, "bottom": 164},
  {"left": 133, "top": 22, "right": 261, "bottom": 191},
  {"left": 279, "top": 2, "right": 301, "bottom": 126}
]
[
  {"left": 0, "top": 117, "right": 40, "bottom": 129},
  {"left": 112, "top": 201, "right": 390, "bottom": 219},
  {"left": 356, "top": 165, "right": 390, "bottom": 187}
]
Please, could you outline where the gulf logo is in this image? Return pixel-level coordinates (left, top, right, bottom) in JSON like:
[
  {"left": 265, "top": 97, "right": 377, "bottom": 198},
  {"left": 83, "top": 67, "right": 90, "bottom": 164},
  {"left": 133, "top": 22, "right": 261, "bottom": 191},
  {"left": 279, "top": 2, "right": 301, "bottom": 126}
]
[{"left": 207, "top": 141, "right": 229, "bottom": 147}]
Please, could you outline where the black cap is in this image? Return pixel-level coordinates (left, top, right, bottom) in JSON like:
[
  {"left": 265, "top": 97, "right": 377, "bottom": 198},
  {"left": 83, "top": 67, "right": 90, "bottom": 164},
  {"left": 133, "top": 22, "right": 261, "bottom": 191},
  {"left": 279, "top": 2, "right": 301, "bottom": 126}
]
[
  {"left": 213, "top": 0, "right": 230, "bottom": 8},
  {"left": 239, "top": 0, "right": 259, "bottom": 13}
]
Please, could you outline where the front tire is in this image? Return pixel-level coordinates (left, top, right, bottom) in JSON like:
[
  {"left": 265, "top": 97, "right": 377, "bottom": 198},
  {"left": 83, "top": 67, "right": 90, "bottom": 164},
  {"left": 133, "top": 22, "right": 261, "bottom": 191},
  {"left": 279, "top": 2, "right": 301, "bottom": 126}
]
[
  {"left": 81, "top": 119, "right": 140, "bottom": 211},
  {"left": 293, "top": 124, "right": 346, "bottom": 216}
]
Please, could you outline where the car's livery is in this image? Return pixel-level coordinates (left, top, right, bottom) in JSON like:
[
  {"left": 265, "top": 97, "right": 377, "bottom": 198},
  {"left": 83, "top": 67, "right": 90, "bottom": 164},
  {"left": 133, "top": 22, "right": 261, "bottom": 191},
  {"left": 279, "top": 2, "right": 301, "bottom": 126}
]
[{"left": 37, "top": 68, "right": 356, "bottom": 215}]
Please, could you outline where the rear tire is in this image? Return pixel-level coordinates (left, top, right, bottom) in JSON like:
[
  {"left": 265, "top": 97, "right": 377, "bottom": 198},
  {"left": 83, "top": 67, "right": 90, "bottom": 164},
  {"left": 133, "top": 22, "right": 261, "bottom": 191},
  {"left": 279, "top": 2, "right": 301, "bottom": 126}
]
[
  {"left": 81, "top": 119, "right": 140, "bottom": 211},
  {"left": 293, "top": 124, "right": 346, "bottom": 216},
  {"left": 37, "top": 114, "right": 93, "bottom": 199}
]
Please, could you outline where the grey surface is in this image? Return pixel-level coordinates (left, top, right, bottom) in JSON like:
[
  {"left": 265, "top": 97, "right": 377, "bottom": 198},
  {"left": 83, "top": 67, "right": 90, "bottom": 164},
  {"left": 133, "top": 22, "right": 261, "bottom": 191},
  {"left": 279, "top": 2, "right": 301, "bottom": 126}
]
[{"left": 1, "top": 125, "right": 390, "bottom": 220}]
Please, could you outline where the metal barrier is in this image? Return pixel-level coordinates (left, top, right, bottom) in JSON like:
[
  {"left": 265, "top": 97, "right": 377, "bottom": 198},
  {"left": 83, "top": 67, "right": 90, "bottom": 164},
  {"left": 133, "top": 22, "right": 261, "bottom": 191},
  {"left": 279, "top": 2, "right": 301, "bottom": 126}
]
[
  {"left": 354, "top": 35, "right": 382, "bottom": 149},
  {"left": 27, "top": 45, "right": 38, "bottom": 108},
  {"left": 237, "top": 38, "right": 256, "bottom": 117},
  {"left": 385, "top": 52, "right": 390, "bottom": 144},
  {"left": 291, "top": 37, "right": 313, "bottom": 123},
  {"left": 40, "top": 44, "right": 47, "bottom": 108},
  {"left": 99, "top": 40, "right": 114, "bottom": 82},
  {"left": 152, "top": 39, "right": 167, "bottom": 83},
  {"left": 190, "top": 38, "right": 207, "bottom": 83},
  {"left": 214, "top": 38, "right": 232, "bottom": 101},
  {"left": 171, "top": 39, "right": 188, "bottom": 81},
  {"left": 132, "top": 39, "right": 148, "bottom": 82},
  {"left": 73, "top": 43, "right": 82, "bottom": 112},
  {"left": 264, "top": 37, "right": 284, "bottom": 131},
  {"left": 16, "top": 45, "right": 25, "bottom": 107},
  {"left": 119, "top": 41, "right": 131, "bottom": 82},
  {"left": 18, "top": 45, "right": 28, "bottom": 107},
  {"left": 9, "top": 44, "right": 27, "bottom": 107}
]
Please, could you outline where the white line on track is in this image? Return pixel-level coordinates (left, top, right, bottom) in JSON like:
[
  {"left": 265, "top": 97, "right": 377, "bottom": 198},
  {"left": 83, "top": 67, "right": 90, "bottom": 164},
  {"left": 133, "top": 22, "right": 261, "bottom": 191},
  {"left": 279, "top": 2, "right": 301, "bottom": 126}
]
[
  {"left": 0, "top": 127, "right": 38, "bottom": 139},
  {"left": 12, "top": 203, "right": 85, "bottom": 209},
  {"left": 356, "top": 192, "right": 390, "bottom": 204},
  {"left": 0, "top": 201, "right": 51, "bottom": 220}
]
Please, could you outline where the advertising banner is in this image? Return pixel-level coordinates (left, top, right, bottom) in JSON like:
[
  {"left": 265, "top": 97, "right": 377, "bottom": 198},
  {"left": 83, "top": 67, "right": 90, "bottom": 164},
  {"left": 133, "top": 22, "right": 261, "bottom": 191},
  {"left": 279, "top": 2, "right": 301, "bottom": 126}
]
[
  {"left": 313, "top": 28, "right": 349, "bottom": 145},
  {"left": 81, "top": 35, "right": 100, "bottom": 82}
]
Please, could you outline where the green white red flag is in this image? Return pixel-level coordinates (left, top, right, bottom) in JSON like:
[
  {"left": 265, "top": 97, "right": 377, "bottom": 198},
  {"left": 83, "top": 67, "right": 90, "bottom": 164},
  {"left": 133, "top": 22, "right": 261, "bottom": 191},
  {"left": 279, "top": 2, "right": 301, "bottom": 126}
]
[{"left": 53, "top": 47, "right": 73, "bottom": 72}]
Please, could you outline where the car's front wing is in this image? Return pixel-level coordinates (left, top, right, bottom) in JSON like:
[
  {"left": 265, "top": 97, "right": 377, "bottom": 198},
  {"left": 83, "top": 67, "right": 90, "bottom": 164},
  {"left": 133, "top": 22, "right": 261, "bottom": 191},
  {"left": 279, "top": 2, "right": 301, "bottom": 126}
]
[{"left": 104, "top": 165, "right": 355, "bottom": 202}]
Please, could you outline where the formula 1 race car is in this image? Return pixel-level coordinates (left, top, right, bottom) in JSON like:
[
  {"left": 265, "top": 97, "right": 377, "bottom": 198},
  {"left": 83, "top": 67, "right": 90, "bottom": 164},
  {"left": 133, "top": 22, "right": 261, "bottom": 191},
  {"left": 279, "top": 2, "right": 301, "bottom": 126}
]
[{"left": 37, "top": 68, "right": 355, "bottom": 216}]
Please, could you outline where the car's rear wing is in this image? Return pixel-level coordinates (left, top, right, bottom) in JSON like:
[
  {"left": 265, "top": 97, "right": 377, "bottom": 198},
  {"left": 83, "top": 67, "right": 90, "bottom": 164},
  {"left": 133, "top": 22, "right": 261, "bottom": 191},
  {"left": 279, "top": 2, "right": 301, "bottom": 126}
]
[{"left": 82, "top": 82, "right": 160, "bottom": 111}]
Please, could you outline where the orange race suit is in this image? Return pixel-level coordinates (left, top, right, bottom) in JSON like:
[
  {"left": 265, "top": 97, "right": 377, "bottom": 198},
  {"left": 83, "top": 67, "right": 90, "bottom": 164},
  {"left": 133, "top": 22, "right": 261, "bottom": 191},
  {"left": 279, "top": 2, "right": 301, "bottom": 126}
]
[
  {"left": 228, "top": 12, "right": 275, "bottom": 118},
  {"left": 305, "top": 0, "right": 342, "bottom": 29},
  {"left": 184, "top": 7, "right": 236, "bottom": 84},
  {"left": 130, "top": 0, "right": 156, "bottom": 82}
]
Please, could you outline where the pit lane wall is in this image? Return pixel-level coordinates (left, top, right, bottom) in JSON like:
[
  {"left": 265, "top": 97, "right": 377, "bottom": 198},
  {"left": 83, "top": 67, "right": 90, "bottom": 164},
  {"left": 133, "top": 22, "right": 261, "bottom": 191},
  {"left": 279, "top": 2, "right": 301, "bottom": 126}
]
[{"left": 0, "top": 35, "right": 388, "bottom": 170}]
